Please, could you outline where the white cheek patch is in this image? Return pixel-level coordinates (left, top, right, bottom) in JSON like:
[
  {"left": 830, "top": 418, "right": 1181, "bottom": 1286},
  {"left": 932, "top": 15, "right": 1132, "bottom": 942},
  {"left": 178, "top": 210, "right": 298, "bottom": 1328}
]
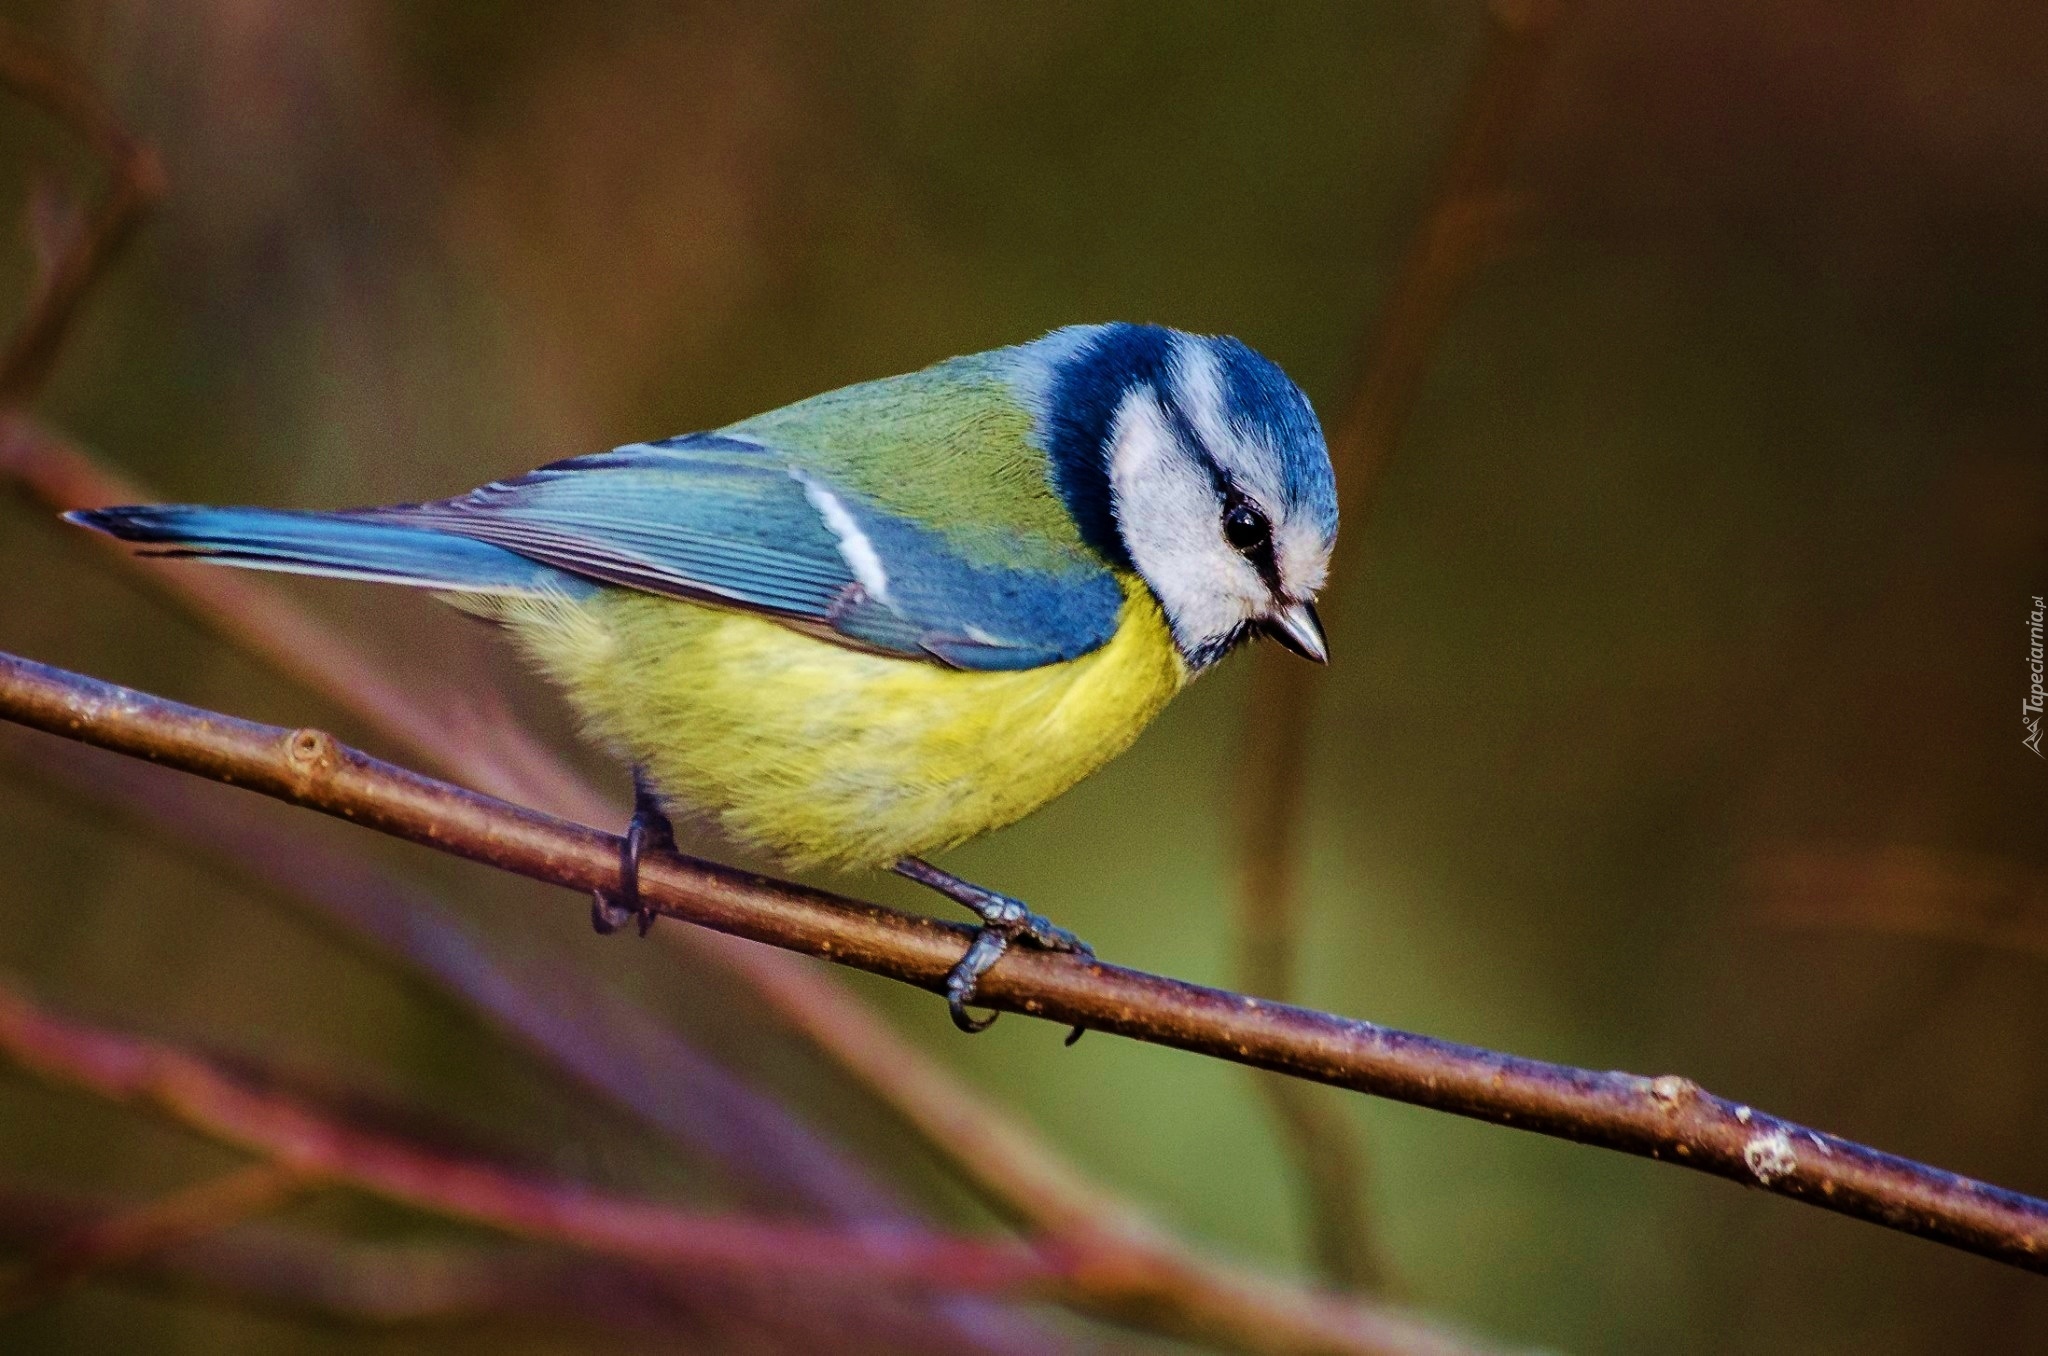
[{"left": 1107, "top": 389, "right": 1264, "bottom": 655}]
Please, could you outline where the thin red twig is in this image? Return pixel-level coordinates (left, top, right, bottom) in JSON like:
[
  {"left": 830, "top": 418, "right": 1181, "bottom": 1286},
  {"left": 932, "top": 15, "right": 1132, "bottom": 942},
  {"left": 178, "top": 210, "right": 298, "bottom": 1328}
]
[
  {"left": 0, "top": 1188, "right": 1022, "bottom": 1347},
  {"left": 0, "top": 1162, "right": 314, "bottom": 1314},
  {"left": 0, "top": 969, "right": 1497, "bottom": 1356},
  {"left": 0, "top": 980, "right": 1059, "bottom": 1295}
]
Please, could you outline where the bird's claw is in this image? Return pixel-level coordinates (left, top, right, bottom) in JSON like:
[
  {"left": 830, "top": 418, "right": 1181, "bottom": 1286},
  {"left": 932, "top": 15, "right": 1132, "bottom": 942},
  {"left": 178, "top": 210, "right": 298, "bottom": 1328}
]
[
  {"left": 941, "top": 895, "right": 1094, "bottom": 1037},
  {"left": 590, "top": 886, "right": 656, "bottom": 936},
  {"left": 591, "top": 889, "right": 635, "bottom": 935},
  {"left": 891, "top": 857, "right": 1094, "bottom": 1040},
  {"left": 943, "top": 927, "right": 1013, "bottom": 1033},
  {"left": 592, "top": 770, "right": 673, "bottom": 939}
]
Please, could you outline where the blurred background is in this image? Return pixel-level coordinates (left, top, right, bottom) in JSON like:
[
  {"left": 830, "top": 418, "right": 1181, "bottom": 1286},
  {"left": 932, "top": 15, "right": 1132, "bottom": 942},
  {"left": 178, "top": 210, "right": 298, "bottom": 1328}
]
[{"left": 1, "top": 1, "right": 2045, "bottom": 1352}]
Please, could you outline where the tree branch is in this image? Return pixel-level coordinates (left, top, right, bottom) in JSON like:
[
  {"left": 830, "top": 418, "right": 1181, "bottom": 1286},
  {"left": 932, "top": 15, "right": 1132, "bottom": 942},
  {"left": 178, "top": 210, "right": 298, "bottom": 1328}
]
[
  {"left": 3, "top": 649, "right": 2045, "bottom": 1281},
  {"left": 0, "top": 1163, "right": 314, "bottom": 1314},
  {"left": 0, "top": 979, "right": 1065, "bottom": 1295},
  {"left": 0, "top": 419, "right": 584, "bottom": 811},
  {"left": 0, "top": 973, "right": 1501, "bottom": 1356},
  {"left": 0, "top": 1187, "right": 1032, "bottom": 1347},
  {"left": 2, "top": 424, "right": 1523, "bottom": 1356},
  {"left": 0, "top": 745, "right": 1097, "bottom": 1356},
  {"left": 1232, "top": 0, "right": 1567, "bottom": 1292},
  {"left": 0, "top": 726, "right": 910, "bottom": 1223},
  {"left": 0, "top": 727, "right": 1084, "bottom": 1356},
  {"left": 1747, "top": 842, "right": 2048, "bottom": 959},
  {"left": 0, "top": 17, "right": 166, "bottom": 408}
]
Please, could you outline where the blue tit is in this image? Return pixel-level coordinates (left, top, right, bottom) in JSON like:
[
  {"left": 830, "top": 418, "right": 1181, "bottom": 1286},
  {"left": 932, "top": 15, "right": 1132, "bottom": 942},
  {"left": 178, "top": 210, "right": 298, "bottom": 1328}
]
[{"left": 68, "top": 322, "right": 1338, "bottom": 1031}]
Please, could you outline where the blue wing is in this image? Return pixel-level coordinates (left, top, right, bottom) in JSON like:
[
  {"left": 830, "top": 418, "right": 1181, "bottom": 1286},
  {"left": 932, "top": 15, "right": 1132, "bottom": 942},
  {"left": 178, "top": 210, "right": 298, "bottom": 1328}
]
[
  {"left": 70, "top": 434, "right": 1124, "bottom": 670},
  {"left": 354, "top": 434, "right": 1122, "bottom": 669}
]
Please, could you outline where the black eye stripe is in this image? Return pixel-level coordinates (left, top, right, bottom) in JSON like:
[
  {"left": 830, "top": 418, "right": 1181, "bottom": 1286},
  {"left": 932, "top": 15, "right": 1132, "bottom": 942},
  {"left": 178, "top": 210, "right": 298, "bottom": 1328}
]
[{"left": 1180, "top": 413, "right": 1284, "bottom": 592}]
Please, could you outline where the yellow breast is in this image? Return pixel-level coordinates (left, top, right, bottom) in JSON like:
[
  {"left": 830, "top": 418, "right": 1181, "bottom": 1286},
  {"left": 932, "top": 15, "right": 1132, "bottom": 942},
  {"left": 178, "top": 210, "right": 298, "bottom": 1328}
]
[{"left": 486, "top": 578, "right": 1189, "bottom": 869}]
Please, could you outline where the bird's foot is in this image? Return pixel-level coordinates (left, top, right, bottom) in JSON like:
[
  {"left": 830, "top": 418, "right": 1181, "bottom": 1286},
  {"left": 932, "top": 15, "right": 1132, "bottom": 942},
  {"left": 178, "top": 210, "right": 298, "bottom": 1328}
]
[
  {"left": 892, "top": 857, "right": 1093, "bottom": 1040},
  {"left": 592, "top": 770, "right": 676, "bottom": 938}
]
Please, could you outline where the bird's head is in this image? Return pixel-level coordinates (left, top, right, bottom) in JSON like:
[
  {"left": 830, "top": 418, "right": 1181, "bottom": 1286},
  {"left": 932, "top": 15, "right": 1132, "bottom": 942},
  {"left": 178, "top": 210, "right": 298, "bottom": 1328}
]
[{"left": 1038, "top": 323, "right": 1338, "bottom": 671}]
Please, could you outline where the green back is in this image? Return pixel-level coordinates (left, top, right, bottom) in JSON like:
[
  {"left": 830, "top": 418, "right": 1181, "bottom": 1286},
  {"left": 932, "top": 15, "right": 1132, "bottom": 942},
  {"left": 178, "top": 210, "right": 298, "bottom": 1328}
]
[{"left": 722, "top": 352, "right": 1094, "bottom": 574}]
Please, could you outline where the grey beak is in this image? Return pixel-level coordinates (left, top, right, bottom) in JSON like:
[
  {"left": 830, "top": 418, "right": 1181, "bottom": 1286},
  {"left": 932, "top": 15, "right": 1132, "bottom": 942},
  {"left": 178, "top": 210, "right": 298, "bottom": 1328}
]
[{"left": 1262, "top": 600, "right": 1328, "bottom": 664}]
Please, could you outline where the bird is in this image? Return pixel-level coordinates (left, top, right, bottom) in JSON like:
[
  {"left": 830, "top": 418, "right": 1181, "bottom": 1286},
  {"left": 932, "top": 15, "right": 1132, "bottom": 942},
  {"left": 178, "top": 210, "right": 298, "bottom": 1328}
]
[{"left": 66, "top": 322, "right": 1338, "bottom": 1033}]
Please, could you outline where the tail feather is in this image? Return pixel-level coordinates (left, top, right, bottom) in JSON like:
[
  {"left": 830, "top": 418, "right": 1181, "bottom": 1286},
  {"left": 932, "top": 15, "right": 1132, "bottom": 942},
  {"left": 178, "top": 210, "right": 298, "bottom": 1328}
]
[{"left": 65, "top": 505, "right": 587, "bottom": 597}]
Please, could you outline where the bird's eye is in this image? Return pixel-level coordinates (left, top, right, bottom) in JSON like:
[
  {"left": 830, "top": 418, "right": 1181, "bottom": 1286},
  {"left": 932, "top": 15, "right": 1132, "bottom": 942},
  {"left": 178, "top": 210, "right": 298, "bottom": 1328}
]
[{"left": 1222, "top": 499, "right": 1270, "bottom": 555}]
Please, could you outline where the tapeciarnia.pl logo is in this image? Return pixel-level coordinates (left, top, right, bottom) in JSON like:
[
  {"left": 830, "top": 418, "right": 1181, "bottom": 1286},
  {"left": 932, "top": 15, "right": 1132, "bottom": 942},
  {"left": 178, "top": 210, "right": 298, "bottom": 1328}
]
[{"left": 2027, "top": 595, "right": 2045, "bottom": 758}]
